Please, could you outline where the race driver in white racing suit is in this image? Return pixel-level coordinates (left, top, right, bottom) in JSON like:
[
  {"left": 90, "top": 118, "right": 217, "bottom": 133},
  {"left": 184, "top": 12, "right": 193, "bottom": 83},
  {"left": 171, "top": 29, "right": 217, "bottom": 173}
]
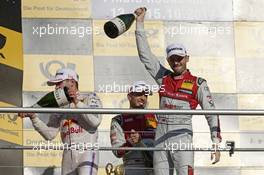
[
  {"left": 19, "top": 68, "right": 102, "bottom": 175},
  {"left": 134, "top": 8, "right": 222, "bottom": 175}
]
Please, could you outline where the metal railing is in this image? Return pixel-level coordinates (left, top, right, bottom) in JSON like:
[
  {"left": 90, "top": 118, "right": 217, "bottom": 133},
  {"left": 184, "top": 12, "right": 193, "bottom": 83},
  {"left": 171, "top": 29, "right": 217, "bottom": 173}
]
[
  {"left": 0, "top": 107, "right": 263, "bottom": 155},
  {"left": 1, "top": 107, "right": 264, "bottom": 115}
]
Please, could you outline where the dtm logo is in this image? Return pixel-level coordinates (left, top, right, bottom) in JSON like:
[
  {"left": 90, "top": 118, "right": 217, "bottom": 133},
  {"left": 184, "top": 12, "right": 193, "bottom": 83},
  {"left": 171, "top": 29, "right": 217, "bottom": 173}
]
[
  {"left": 39, "top": 60, "right": 76, "bottom": 86},
  {"left": 0, "top": 34, "right": 7, "bottom": 59}
]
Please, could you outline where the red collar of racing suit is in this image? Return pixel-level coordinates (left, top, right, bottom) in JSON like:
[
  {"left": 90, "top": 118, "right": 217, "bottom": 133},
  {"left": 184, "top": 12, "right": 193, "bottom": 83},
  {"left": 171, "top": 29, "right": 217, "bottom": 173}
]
[
  {"left": 171, "top": 69, "right": 191, "bottom": 80},
  {"left": 159, "top": 70, "right": 199, "bottom": 109}
]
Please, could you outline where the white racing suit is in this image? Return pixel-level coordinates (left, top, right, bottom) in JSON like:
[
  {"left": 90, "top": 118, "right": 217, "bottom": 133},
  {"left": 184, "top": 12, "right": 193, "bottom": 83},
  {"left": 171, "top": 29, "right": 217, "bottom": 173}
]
[
  {"left": 31, "top": 92, "right": 102, "bottom": 175},
  {"left": 110, "top": 114, "right": 157, "bottom": 175},
  {"left": 135, "top": 22, "right": 222, "bottom": 175}
]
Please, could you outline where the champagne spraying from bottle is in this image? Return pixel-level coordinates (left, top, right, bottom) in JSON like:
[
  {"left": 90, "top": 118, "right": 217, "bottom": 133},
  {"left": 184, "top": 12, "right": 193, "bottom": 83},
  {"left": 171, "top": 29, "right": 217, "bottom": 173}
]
[{"left": 104, "top": 7, "right": 147, "bottom": 39}]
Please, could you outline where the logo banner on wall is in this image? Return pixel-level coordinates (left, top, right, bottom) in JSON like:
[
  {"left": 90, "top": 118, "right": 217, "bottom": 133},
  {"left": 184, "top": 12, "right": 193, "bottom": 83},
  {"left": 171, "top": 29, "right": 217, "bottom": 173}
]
[
  {"left": 0, "top": 0, "right": 23, "bottom": 145},
  {"left": 22, "top": 0, "right": 91, "bottom": 19}
]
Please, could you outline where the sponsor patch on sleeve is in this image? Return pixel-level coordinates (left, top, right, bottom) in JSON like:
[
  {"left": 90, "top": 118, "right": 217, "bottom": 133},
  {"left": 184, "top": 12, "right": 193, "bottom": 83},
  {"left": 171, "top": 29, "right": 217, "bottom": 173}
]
[{"left": 197, "top": 77, "right": 206, "bottom": 86}]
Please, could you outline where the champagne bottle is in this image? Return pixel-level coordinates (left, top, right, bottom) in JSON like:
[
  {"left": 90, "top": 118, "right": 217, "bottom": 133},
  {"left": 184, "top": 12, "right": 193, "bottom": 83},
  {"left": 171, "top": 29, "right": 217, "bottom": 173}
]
[
  {"left": 32, "top": 87, "right": 71, "bottom": 107},
  {"left": 104, "top": 13, "right": 137, "bottom": 39}
]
